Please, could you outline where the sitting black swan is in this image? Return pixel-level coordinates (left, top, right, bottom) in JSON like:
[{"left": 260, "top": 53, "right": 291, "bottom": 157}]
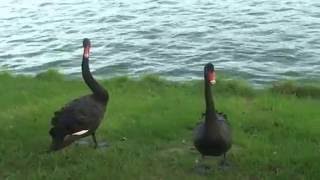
[
  {"left": 194, "top": 63, "right": 232, "bottom": 168},
  {"left": 49, "top": 38, "right": 109, "bottom": 151}
]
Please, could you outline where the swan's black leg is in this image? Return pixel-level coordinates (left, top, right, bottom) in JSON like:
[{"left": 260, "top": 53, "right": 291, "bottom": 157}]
[
  {"left": 92, "top": 132, "right": 98, "bottom": 149},
  {"left": 219, "top": 153, "right": 230, "bottom": 170}
]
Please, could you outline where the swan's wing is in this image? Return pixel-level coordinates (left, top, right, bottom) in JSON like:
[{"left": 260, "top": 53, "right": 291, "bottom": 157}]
[
  {"left": 216, "top": 112, "right": 232, "bottom": 144},
  {"left": 51, "top": 95, "right": 104, "bottom": 135},
  {"left": 193, "top": 122, "right": 205, "bottom": 141}
]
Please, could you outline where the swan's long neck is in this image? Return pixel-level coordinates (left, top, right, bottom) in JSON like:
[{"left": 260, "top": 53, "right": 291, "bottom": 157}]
[
  {"left": 82, "top": 53, "right": 109, "bottom": 103},
  {"left": 204, "top": 74, "right": 217, "bottom": 125}
]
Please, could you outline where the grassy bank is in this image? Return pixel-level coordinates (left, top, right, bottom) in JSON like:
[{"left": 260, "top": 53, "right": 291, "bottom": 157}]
[{"left": 0, "top": 71, "right": 319, "bottom": 180}]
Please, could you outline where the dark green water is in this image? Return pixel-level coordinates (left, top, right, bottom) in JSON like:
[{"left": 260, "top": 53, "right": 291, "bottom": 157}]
[{"left": 0, "top": 0, "right": 319, "bottom": 85}]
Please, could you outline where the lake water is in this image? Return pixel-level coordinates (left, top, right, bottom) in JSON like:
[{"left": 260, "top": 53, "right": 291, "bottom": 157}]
[{"left": 0, "top": 0, "right": 319, "bottom": 85}]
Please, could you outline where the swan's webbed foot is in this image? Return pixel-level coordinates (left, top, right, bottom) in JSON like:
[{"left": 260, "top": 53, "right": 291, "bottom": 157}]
[
  {"left": 194, "top": 155, "right": 213, "bottom": 175},
  {"left": 195, "top": 163, "right": 212, "bottom": 175}
]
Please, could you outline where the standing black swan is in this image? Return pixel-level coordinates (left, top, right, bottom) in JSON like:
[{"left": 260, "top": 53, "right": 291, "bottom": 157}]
[
  {"left": 194, "top": 63, "right": 232, "bottom": 168},
  {"left": 49, "top": 38, "right": 109, "bottom": 151}
]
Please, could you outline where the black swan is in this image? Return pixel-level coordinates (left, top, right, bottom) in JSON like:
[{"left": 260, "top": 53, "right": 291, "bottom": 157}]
[
  {"left": 49, "top": 38, "right": 109, "bottom": 151},
  {"left": 193, "top": 63, "right": 232, "bottom": 168}
]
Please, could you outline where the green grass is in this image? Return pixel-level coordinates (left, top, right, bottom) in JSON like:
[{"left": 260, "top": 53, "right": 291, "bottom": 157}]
[{"left": 0, "top": 71, "right": 319, "bottom": 180}]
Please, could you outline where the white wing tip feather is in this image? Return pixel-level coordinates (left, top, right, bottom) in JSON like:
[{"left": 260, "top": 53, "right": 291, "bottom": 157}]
[{"left": 72, "top": 130, "right": 89, "bottom": 136}]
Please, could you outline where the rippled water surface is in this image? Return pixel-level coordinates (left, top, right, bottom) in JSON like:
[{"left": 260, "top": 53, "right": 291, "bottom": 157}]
[{"left": 0, "top": 0, "right": 319, "bottom": 84}]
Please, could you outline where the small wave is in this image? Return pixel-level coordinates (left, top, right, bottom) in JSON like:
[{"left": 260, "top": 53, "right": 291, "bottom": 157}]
[
  {"left": 39, "top": 2, "right": 54, "bottom": 7},
  {"left": 0, "top": 0, "right": 319, "bottom": 85}
]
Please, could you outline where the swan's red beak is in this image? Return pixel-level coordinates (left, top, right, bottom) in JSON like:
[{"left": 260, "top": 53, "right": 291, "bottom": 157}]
[
  {"left": 208, "top": 71, "right": 216, "bottom": 85},
  {"left": 84, "top": 46, "right": 90, "bottom": 59}
]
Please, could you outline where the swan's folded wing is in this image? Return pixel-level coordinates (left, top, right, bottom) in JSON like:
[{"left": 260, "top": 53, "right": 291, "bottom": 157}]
[{"left": 51, "top": 95, "right": 102, "bottom": 134}]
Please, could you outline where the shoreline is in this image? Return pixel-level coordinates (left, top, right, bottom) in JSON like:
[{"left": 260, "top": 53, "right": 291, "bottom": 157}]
[{"left": 1, "top": 69, "right": 319, "bottom": 92}]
